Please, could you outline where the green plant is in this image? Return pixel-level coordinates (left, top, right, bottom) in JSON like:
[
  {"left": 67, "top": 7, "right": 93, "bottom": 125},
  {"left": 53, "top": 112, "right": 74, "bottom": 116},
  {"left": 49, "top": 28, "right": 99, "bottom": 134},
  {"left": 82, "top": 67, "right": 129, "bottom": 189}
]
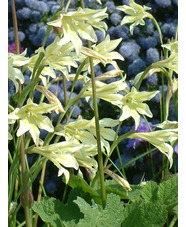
[{"left": 8, "top": 0, "right": 178, "bottom": 226}]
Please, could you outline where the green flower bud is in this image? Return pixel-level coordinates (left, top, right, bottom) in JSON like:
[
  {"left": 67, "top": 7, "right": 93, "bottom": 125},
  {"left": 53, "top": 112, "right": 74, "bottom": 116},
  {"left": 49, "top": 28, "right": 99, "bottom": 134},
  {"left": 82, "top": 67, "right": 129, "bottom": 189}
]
[{"left": 20, "top": 189, "right": 34, "bottom": 208}]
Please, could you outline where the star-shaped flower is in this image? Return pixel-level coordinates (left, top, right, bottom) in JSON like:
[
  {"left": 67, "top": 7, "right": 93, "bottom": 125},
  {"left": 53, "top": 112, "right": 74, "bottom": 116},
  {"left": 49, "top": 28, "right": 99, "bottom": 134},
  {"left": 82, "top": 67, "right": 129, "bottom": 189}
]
[
  {"left": 55, "top": 116, "right": 119, "bottom": 155},
  {"left": 79, "top": 35, "right": 124, "bottom": 74},
  {"left": 117, "top": 0, "right": 151, "bottom": 35},
  {"left": 8, "top": 49, "right": 30, "bottom": 93},
  {"left": 28, "top": 36, "right": 78, "bottom": 82},
  {"left": 47, "top": 7, "right": 108, "bottom": 55},
  {"left": 8, "top": 98, "right": 58, "bottom": 146},
  {"left": 120, "top": 87, "right": 159, "bottom": 130}
]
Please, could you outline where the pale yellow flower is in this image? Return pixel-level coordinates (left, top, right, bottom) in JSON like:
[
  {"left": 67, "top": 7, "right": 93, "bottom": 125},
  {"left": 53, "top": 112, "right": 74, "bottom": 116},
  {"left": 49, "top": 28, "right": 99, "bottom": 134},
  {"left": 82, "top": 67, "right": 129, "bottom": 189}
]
[
  {"left": 28, "top": 36, "right": 78, "bottom": 81},
  {"left": 128, "top": 129, "right": 177, "bottom": 168},
  {"left": 8, "top": 98, "right": 58, "bottom": 146},
  {"left": 55, "top": 116, "right": 119, "bottom": 155},
  {"left": 8, "top": 49, "right": 30, "bottom": 92},
  {"left": 79, "top": 35, "right": 124, "bottom": 74},
  {"left": 47, "top": 7, "right": 108, "bottom": 55},
  {"left": 27, "top": 141, "right": 83, "bottom": 183},
  {"left": 117, "top": 0, "right": 151, "bottom": 35},
  {"left": 120, "top": 87, "right": 159, "bottom": 130}
]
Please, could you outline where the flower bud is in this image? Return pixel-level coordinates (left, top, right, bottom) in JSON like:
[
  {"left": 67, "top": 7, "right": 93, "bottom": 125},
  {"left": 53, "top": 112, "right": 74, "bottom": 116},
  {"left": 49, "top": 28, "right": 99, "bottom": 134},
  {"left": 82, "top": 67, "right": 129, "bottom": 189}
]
[
  {"left": 53, "top": 17, "right": 63, "bottom": 37},
  {"left": 20, "top": 189, "right": 34, "bottom": 208},
  {"left": 8, "top": 202, "right": 17, "bottom": 216},
  {"left": 85, "top": 168, "right": 94, "bottom": 182}
]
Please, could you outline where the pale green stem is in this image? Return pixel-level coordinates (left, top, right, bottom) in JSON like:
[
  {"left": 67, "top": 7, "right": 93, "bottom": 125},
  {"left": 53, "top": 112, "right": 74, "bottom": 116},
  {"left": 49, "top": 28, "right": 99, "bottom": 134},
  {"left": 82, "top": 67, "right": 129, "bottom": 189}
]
[
  {"left": 88, "top": 40, "right": 106, "bottom": 208},
  {"left": 175, "top": 25, "right": 178, "bottom": 41},
  {"left": 60, "top": 0, "right": 64, "bottom": 8},
  {"left": 148, "top": 14, "right": 163, "bottom": 46},
  {"left": 169, "top": 216, "right": 178, "bottom": 227},
  {"left": 65, "top": 0, "right": 72, "bottom": 12},
  {"left": 62, "top": 74, "right": 69, "bottom": 122},
  {"left": 116, "top": 146, "right": 126, "bottom": 178},
  {"left": 20, "top": 136, "right": 31, "bottom": 227},
  {"left": 33, "top": 162, "right": 47, "bottom": 227},
  {"left": 11, "top": 0, "right": 19, "bottom": 54},
  {"left": 80, "top": 0, "right": 106, "bottom": 206},
  {"left": 142, "top": 115, "right": 153, "bottom": 132},
  {"left": 103, "top": 121, "right": 122, "bottom": 168},
  {"left": 104, "top": 129, "right": 135, "bottom": 167}
]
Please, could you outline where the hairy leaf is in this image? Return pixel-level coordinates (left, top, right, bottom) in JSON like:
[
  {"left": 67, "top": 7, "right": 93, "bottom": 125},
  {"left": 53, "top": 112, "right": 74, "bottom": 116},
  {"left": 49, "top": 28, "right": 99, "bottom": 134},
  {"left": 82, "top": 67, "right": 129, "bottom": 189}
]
[
  {"left": 74, "top": 193, "right": 124, "bottom": 227},
  {"left": 141, "top": 181, "right": 159, "bottom": 202},
  {"left": 67, "top": 174, "right": 102, "bottom": 204},
  {"left": 32, "top": 196, "right": 82, "bottom": 227},
  {"left": 157, "top": 176, "right": 178, "bottom": 207},
  {"left": 122, "top": 199, "right": 167, "bottom": 227}
]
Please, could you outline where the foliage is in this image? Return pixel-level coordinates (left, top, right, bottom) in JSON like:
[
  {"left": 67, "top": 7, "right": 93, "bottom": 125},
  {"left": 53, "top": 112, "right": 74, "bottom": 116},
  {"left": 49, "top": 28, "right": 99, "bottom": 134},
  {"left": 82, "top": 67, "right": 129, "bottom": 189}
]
[
  {"left": 8, "top": 0, "right": 178, "bottom": 226},
  {"left": 32, "top": 176, "right": 177, "bottom": 226}
]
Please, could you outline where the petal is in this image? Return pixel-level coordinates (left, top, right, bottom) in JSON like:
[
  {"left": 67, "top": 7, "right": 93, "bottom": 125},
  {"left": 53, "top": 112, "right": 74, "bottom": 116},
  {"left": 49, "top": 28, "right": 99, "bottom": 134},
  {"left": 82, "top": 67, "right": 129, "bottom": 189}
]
[
  {"left": 55, "top": 153, "right": 79, "bottom": 170},
  {"left": 34, "top": 114, "right": 54, "bottom": 132},
  {"left": 17, "top": 118, "right": 30, "bottom": 137},
  {"left": 29, "top": 116, "right": 40, "bottom": 146},
  {"left": 119, "top": 105, "right": 132, "bottom": 122},
  {"left": 130, "top": 108, "right": 140, "bottom": 130},
  {"left": 58, "top": 166, "right": 70, "bottom": 183},
  {"left": 134, "top": 102, "right": 153, "bottom": 118},
  {"left": 99, "top": 118, "right": 119, "bottom": 127},
  {"left": 63, "top": 17, "right": 82, "bottom": 55},
  {"left": 100, "top": 128, "right": 116, "bottom": 141}
]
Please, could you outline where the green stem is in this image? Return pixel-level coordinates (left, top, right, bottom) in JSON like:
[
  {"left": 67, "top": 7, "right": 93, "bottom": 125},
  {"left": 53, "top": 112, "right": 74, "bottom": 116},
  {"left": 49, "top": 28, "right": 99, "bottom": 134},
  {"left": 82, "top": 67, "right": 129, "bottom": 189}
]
[
  {"left": 103, "top": 121, "right": 122, "bottom": 168},
  {"left": 60, "top": 0, "right": 64, "bottom": 8},
  {"left": 169, "top": 215, "right": 178, "bottom": 227},
  {"left": 11, "top": 0, "right": 19, "bottom": 55},
  {"left": 142, "top": 115, "right": 152, "bottom": 132},
  {"left": 148, "top": 14, "right": 163, "bottom": 46},
  {"left": 20, "top": 136, "right": 31, "bottom": 227},
  {"left": 65, "top": 0, "right": 71, "bottom": 12},
  {"left": 161, "top": 73, "right": 166, "bottom": 121},
  {"left": 118, "top": 147, "right": 157, "bottom": 170},
  {"left": 62, "top": 74, "right": 69, "bottom": 122},
  {"left": 104, "top": 129, "right": 135, "bottom": 167},
  {"left": 87, "top": 40, "right": 106, "bottom": 208},
  {"left": 116, "top": 146, "right": 126, "bottom": 178},
  {"left": 33, "top": 162, "right": 47, "bottom": 227}
]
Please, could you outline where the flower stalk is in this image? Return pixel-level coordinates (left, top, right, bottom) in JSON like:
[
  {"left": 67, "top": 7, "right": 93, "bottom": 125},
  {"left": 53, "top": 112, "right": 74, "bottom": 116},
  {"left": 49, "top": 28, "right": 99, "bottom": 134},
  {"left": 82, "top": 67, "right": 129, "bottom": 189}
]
[
  {"left": 80, "top": 0, "right": 106, "bottom": 208},
  {"left": 88, "top": 40, "right": 106, "bottom": 208},
  {"left": 11, "top": 0, "right": 19, "bottom": 55},
  {"left": 20, "top": 136, "right": 32, "bottom": 227},
  {"left": 33, "top": 162, "right": 47, "bottom": 227}
]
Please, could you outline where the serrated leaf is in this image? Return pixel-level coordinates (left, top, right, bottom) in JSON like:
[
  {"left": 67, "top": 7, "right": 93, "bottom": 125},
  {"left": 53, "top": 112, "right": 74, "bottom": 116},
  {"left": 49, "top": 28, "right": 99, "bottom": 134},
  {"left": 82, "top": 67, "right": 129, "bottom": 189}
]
[
  {"left": 141, "top": 181, "right": 159, "bottom": 202},
  {"left": 74, "top": 193, "right": 124, "bottom": 227},
  {"left": 67, "top": 174, "right": 102, "bottom": 204},
  {"left": 157, "top": 176, "right": 178, "bottom": 206},
  {"left": 128, "top": 185, "right": 144, "bottom": 201},
  {"left": 96, "top": 179, "right": 129, "bottom": 200},
  {"left": 122, "top": 199, "right": 167, "bottom": 227},
  {"left": 32, "top": 196, "right": 82, "bottom": 227}
]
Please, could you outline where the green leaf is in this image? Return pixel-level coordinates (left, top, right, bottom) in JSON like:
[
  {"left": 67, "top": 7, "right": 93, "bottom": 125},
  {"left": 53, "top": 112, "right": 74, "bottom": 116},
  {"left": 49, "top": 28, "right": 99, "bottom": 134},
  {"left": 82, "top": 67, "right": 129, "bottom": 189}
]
[
  {"left": 141, "top": 181, "right": 159, "bottom": 202},
  {"left": 122, "top": 199, "right": 167, "bottom": 227},
  {"left": 127, "top": 185, "right": 144, "bottom": 201},
  {"left": 74, "top": 193, "right": 124, "bottom": 227},
  {"left": 67, "top": 174, "right": 102, "bottom": 204},
  {"left": 157, "top": 176, "right": 178, "bottom": 207},
  {"left": 104, "top": 180, "right": 129, "bottom": 199},
  {"left": 32, "top": 196, "right": 82, "bottom": 227}
]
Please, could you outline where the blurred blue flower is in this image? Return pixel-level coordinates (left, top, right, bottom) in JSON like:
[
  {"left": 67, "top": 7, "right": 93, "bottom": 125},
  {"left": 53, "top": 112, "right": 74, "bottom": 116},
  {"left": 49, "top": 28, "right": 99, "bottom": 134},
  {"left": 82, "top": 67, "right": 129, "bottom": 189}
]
[
  {"left": 174, "top": 143, "right": 178, "bottom": 154},
  {"left": 127, "top": 122, "right": 154, "bottom": 149}
]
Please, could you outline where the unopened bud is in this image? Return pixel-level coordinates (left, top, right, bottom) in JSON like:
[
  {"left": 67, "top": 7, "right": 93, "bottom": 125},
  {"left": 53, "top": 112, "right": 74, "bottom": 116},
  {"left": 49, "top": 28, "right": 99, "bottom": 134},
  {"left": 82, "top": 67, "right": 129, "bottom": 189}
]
[
  {"left": 20, "top": 189, "right": 34, "bottom": 208},
  {"left": 8, "top": 202, "right": 17, "bottom": 216},
  {"left": 85, "top": 168, "right": 94, "bottom": 182},
  {"left": 53, "top": 16, "right": 63, "bottom": 37}
]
